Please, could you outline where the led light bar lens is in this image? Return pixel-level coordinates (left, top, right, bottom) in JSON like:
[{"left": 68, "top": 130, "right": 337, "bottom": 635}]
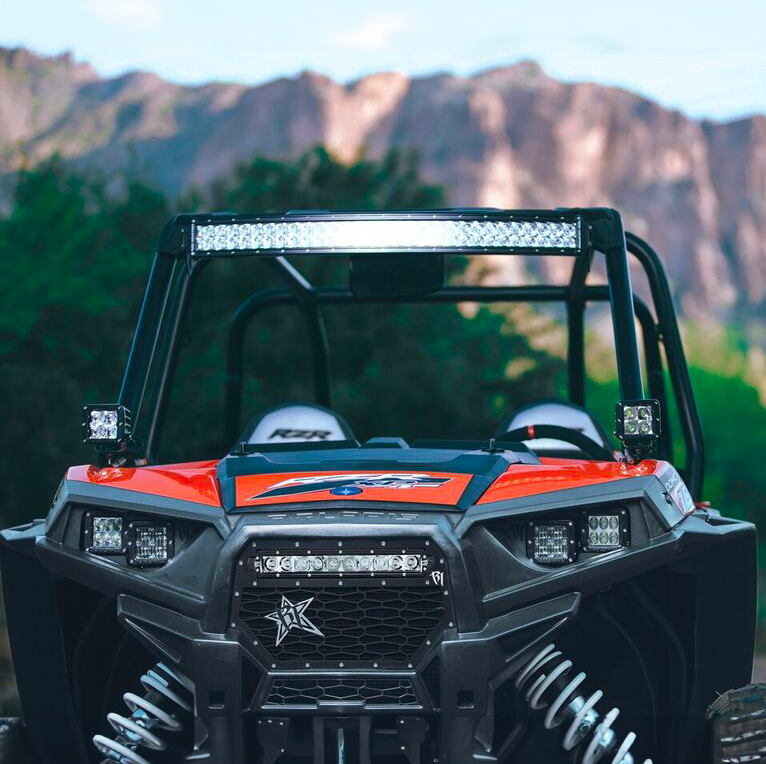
[
  {"left": 583, "top": 512, "right": 628, "bottom": 552},
  {"left": 251, "top": 553, "right": 428, "bottom": 576},
  {"left": 91, "top": 516, "right": 123, "bottom": 551},
  {"left": 129, "top": 523, "right": 172, "bottom": 566},
  {"left": 195, "top": 219, "right": 580, "bottom": 254},
  {"left": 528, "top": 522, "right": 575, "bottom": 565}
]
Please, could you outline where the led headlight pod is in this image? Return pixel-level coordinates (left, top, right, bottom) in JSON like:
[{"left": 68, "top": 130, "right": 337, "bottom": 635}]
[
  {"left": 127, "top": 521, "right": 174, "bottom": 567},
  {"left": 83, "top": 511, "right": 126, "bottom": 555},
  {"left": 581, "top": 510, "right": 629, "bottom": 552},
  {"left": 526, "top": 521, "right": 576, "bottom": 565}
]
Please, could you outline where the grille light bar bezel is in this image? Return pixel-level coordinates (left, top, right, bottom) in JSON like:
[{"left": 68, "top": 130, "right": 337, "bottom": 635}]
[
  {"left": 191, "top": 212, "right": 583, "bottom": 257},
  {"left": 249, "top": 551, "right": 432, "bottom": 577}
]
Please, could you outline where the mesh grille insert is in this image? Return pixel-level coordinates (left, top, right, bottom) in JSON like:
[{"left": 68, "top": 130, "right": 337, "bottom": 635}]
[
  {"left": 239, "top": 585, "right": 446, "bottom": 667},
  {"left": 266, "top": 678, "right": 418, "bottom": 706}
]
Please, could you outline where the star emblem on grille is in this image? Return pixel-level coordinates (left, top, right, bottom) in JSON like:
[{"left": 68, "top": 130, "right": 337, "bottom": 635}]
[{"left": 264, "top": 595, "right": 324, "bottom": 646}]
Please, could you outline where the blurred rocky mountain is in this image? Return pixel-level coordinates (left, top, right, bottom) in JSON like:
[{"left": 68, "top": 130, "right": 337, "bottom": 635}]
[{"left": 2, "top": 46, "right": 765, "bottom": 320}]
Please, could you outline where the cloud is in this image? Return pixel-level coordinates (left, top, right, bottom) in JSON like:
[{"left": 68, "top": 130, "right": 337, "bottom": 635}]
[
  {"left": 330, "top": 12, "right": 410, "bottom": 52},
  {"left": 84, "top": 0, "right": 163, "bottom": 27}
]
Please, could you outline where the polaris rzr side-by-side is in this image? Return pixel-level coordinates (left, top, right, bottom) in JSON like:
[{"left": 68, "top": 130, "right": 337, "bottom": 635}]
[{"left": 0, "top": 208, "right": 758, "bottom": 764}]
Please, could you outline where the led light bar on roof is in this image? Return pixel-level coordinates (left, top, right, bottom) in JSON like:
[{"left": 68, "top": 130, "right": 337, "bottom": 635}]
[{"left": 193, "top": 216, "right": 581, "bottom": 255}]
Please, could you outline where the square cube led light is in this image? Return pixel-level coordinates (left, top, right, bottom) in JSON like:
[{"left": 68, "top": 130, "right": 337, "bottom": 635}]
[
  {"left": 615, "top": 399, "right": 661, "bottom": 445},
  {"left": 526, "top": 521, "right": 576, "bottom": 565},
  {"left": 82, "top": 404, "right": 132, "bottom": 445},
  {"left": 83, "top": 512, "right": 125, "bottom": 554},
  {"left": 127, "top": 521, "right": 173, "bottom": 567},
  {"left": 582, "top": 510, "right": 629, "bottom": 552}
]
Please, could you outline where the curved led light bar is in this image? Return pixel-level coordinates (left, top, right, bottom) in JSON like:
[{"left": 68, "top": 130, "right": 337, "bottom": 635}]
[{"left": 193, "top": 216, "right": 581, "bottom": 255}]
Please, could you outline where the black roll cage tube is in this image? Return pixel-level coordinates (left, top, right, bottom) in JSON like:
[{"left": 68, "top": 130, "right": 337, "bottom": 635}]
[
  {"left": 116, "top": 210, "right": 703, "bottom": 499},
  {"left": 222, "top": 283, "right": 673, "bottom": 462}
]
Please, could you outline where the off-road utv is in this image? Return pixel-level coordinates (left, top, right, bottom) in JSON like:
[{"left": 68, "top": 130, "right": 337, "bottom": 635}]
[{"left": 0, "top": 209, "right": 758, "bottom": 764}]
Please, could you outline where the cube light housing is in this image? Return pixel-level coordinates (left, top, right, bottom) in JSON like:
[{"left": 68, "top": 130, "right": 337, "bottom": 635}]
[
  {"left": 526, "top": 521, "right": 576, "bottom": 565},
  {"left": 82, "top": 404, "right": 132, "bottom": 446},
  {"left": 581, "top": 509, "right": 630, "bottom": 552},
  {"left": 615, "top": 399, "right": 661, "bottom": 455},
  {"left": 83, "top": 511, "right": 126, "bottom": 555},
  {"left": 127, "top": 521, "right": 174, "bottom": 567}
]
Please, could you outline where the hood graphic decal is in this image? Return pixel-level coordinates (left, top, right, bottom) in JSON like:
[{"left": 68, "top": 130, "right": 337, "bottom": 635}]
[{"left": 249, "top": 472, "right": 452, "bottom": 500}]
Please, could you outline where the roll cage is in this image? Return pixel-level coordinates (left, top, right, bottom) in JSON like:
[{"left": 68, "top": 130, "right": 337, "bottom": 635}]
[{"left": 116, "top": 209, "right": 704, "bottom": 498}]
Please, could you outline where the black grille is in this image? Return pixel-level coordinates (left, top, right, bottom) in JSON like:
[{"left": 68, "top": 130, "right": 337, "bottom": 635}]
[
  {"left": 239, "top": 584, "right": 446, "bottom": 667},
  {"left": 266, "top": 678, "right": 418, "bottom": 707},
  {"left": 422, "top": 657, "right": 441, "bottom": 710}
]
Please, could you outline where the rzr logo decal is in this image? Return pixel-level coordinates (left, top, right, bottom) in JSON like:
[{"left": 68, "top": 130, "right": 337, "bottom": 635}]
[
  {"left": 264, "top": 595, "right": 324, "bottom": 646},
  {"left": 269, "top": 428, "right": 333, "bottom": 440},
  {"left": 250, "top": 472, "right": 452, "bottom": 500}
]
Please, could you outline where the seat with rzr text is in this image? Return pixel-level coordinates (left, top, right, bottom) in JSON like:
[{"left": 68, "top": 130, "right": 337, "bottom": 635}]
[{"left": 243, "top": 402, "right": 356, "bottom": 445}]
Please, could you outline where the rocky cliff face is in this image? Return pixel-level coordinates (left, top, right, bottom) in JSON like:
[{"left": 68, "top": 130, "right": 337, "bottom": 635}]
[{"left": 1, "top": 47, "right": 765, "bottom": 319}]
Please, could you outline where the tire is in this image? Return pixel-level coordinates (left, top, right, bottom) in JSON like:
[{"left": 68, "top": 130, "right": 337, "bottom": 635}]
[
  {"left": 0, "top": 718, "right": 35, "bottom": 764},
  {"left": 708, "top": 684, "right": 766, "bottom": 763}
]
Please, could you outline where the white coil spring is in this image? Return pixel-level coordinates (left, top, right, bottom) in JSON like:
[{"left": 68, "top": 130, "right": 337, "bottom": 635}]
[
  {"left": 515, "top": 643, "right": 654, "bottom": 764},
  {"left": 93, "top": 663, "right": 194, "bottom": 764}
]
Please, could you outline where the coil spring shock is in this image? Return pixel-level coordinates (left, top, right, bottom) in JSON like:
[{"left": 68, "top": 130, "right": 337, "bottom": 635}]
[
  {"left": 515, "top": 644, "right": 653, "bottom": 764},
  {"left": 93, "top": 662, "right": 194, "bottom": 764}
]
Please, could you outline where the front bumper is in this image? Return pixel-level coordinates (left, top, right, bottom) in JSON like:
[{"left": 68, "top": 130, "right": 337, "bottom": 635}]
[{"left": 0, "top": 476, "right": 757, "bottom": 764}]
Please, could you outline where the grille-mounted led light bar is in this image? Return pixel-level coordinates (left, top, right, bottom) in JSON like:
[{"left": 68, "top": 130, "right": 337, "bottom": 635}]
[
  {"left": 249, "top": 552, "right": 430, "bottom": 576},
  {"left": 193, "top": 216, "right": 582, "bottom": 255}
]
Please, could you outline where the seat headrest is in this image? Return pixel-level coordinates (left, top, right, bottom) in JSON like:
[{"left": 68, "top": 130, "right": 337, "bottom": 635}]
[
  {"left": 496, "top": 399, "right": 611, "bottom": 453},
  {"left": 245, "top": 403, "right": 355, "bottom": 445}
]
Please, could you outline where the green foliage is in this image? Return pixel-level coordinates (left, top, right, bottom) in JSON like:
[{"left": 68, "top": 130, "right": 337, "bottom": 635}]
[
  {"left": 0, "top": 159, "right": 168, "bottom": 523},
  {"left": 0, "top": 159, "right": 168, "bottom": 349}
]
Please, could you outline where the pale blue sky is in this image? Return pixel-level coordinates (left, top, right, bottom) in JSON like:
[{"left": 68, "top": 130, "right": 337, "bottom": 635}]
[{"left": 3, "top": 0, "right": 765, "bottom": 120}]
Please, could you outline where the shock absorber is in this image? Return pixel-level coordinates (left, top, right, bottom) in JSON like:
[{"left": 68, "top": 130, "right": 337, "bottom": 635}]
[
  {"left": 93, "top": 662, "right": 194, "bottom": 764},
  {"left": 514, "top": 643, "right": 653, "bottom": 764}
]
